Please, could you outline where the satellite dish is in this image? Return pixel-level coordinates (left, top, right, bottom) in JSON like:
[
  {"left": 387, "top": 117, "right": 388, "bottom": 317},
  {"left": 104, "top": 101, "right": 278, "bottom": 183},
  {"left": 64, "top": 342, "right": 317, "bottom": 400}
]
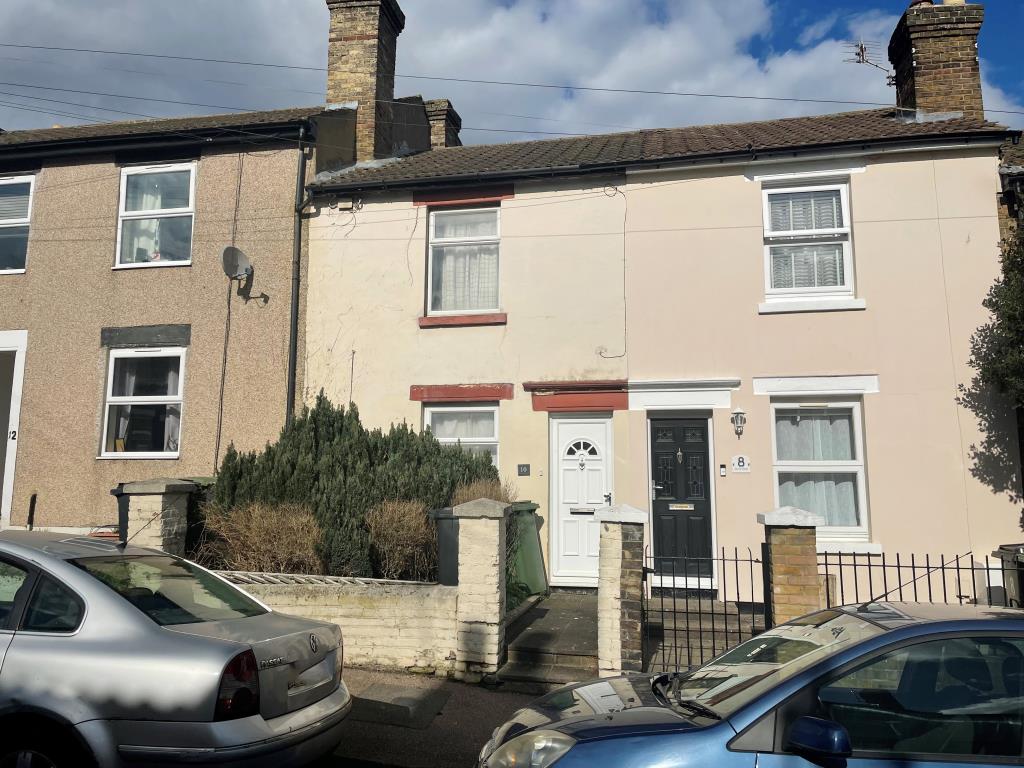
[{"left": 221, "top": 246, "right": 253, "bottom": 281}]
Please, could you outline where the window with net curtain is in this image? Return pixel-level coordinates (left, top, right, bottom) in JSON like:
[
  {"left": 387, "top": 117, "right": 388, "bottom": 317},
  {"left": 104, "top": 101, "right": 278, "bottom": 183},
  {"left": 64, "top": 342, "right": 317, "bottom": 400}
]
[
  {"left": 774, "top": 407, "right": 863, "bottom": 529},
  {"left": 425, "top": 406, "right": 498, "bottom": 465},
  {"left": 103, "top": 351, "right": 184, "bottom": 456},
  {"left": 0, "top": 177, "right": 33, "bottom": 272},
  {"left": 118, "top": 166, "right": 194, "bottom": 266},
  {"left": 429, "top": 208, "right": 499, "bottom": 314},
  {"left": 765, "top": 186, "right": 851, "bottom": 295}
]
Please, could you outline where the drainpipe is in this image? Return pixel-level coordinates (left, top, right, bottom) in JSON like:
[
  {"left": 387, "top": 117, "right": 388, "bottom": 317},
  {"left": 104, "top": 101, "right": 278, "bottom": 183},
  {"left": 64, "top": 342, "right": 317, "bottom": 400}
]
[{"left": 286, "top": 126, "right": 308, "bottom": 427}]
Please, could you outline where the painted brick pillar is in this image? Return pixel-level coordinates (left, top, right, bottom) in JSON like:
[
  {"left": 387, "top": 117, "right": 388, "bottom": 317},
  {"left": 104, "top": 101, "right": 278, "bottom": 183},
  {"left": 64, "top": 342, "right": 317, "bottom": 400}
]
[
  {"left": 119, "top": 478, "right": 197, "bottom": 556},
  {"left": 759, "top": 507, "right": 825, "bottom": 627},
  {"left": 598, "top": 505, "right": 647, "bottom": 677},
  {"left": 453, "top": 498, "right": 507, "bottom": 683}
]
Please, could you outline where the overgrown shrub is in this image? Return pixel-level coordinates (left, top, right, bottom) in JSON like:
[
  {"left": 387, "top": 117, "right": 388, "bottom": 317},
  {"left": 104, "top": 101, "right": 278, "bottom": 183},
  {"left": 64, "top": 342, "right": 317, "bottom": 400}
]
[
  {"left": 196, "top": 502, "right": 324, "bottom": 574},
  {"left": 214, "top": 394, "right": 498, "bottom": 577},
  {"left": 366, "top": 500, "right": 437, "bottom": 581},
  {"left": 451, "top": 477, "right": 518, "bottom": 508}
]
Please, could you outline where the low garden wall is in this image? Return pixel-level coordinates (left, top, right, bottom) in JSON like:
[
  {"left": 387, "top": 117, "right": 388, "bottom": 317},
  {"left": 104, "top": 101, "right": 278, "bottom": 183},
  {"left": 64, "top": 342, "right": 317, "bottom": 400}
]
[{"left": 221, "top": 573, "right": 458, "bottom": 674}]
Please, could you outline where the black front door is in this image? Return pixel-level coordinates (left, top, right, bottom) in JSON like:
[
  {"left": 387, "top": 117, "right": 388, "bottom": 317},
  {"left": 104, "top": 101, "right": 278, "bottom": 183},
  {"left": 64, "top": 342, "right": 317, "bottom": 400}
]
[{"left": 651, "top": 419, "right": 713, "bottom": 578}]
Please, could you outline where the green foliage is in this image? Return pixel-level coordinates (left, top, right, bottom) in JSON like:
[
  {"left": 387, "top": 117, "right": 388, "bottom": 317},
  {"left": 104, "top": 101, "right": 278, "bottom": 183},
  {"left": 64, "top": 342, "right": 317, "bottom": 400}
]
[
  {"left": 213, "top": 393, "right": 498, "bottom": 577},
  {"left": 970, "top": 228, "right": 1024, "bottom": 406}
]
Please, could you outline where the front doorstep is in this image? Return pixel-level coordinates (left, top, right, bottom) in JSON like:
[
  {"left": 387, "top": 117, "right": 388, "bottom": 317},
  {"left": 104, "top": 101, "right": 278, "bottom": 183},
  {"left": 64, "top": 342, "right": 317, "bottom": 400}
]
[{"left": 548, "top": 575, "right": 598, "bottom": 589}]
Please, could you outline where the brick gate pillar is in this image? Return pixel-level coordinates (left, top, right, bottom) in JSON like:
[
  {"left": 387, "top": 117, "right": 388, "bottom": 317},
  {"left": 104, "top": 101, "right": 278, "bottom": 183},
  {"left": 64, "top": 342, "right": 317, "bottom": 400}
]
[
  {"left": 117, "top": 478, "right": 197, "bottom": 556},
  {"left": 452, "top": 498, "right": 508, "bottom": 683},
  {"left": 597, "top": 505, "right": 647, "bottom": 677},
  {"left": 759, "top": 507, "right": 825, "bottom": 626}
]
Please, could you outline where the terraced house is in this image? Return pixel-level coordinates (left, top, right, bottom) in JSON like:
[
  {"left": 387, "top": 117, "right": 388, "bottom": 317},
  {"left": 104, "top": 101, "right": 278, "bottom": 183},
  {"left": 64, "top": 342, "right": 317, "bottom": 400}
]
[
  {"left": 0, "top": 0, "right": 461, "bottom": 532},
  {"left": 305, "top": 0, "right": 1023, "bottom": 587}
]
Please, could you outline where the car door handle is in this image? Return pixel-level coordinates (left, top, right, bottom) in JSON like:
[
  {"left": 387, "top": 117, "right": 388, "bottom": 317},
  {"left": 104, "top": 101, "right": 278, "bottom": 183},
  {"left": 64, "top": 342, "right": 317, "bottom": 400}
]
[{"left": 570, "top": 507, "right": 596, "bottom": 515}]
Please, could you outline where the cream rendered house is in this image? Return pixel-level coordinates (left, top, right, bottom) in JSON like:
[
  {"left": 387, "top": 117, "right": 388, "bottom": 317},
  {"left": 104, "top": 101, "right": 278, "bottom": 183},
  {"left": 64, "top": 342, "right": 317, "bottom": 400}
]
[{"left": 305, "top": 0, "right": 1023, "bottom": 587}]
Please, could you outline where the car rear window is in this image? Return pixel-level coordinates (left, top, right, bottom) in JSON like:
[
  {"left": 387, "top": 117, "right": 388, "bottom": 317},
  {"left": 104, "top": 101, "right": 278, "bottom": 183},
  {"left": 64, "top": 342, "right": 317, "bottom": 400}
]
[{"left": 75, "top": 555, "right": 266, "bottom": 626}]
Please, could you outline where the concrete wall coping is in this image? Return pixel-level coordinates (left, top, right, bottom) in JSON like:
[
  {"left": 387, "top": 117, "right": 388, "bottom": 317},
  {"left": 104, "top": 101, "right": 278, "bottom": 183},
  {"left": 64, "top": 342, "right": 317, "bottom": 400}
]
[
  {"left": 757, "top": 506, "right": 826, "bottom": 528},
  {"left": 597, "top": 504, "right": 648, "bottom": 525},
  {"left": 452, "top": 498, "right": 508, "bottom": 519},
  {"left": 120, "top": 478, "right": 199, "bottom": 496}
]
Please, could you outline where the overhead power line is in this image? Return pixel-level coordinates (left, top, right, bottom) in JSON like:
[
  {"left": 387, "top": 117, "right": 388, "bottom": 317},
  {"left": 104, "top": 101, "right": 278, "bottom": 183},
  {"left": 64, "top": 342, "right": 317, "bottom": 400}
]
[
  {"left": 1, "top": 41, "right": 1019, "bottom": 116},
  {"left": 0, "top": 93, "right": 587, "bottom": 141}
]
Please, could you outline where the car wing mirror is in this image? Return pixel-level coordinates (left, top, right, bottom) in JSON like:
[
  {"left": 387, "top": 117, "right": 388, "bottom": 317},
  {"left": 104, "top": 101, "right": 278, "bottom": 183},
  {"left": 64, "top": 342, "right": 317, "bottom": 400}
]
[{"left": 785, "top": 716, "right": 852, "bottom": 762}]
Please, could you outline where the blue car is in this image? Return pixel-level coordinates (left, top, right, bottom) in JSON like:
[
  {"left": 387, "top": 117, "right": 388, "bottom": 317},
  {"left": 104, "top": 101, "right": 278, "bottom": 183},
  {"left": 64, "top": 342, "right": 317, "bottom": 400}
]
[{"left": 478, "top": 602, "right": 1024, "bottom": 767}]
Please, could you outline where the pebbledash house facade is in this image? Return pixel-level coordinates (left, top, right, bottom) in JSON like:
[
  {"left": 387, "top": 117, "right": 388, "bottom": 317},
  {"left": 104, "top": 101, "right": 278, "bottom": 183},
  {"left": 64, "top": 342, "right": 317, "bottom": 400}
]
[{"left": 304, "top": 0, "right": 1024, "bottom": 587}]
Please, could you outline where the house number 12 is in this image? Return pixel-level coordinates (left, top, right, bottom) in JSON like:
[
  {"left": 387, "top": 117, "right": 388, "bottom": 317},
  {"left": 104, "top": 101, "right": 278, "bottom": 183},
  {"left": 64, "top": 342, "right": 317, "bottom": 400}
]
[{"left": 7, "top": 430, "right": 15, "bottom": 440}]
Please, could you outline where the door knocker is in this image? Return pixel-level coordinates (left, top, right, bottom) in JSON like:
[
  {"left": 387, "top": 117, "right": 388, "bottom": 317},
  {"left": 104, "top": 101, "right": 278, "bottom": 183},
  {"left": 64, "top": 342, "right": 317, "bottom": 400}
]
[{"left": 676, "top": 448, "right": 683, "bottom": 465}]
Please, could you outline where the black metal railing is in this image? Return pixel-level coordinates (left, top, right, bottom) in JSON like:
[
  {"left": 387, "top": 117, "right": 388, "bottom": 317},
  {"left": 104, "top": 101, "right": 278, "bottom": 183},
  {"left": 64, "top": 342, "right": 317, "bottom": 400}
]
[
  {"left": 641, "top": 547, "right": 769, "bottom": 673},
  {"left": 818, "top": 551, "right": 1011, "bottom": 608}
]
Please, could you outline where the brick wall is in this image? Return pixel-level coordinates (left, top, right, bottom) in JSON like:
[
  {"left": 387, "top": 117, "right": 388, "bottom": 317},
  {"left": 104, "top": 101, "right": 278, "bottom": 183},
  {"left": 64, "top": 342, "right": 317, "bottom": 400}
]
[
  {"left": 325, "top": 0, "right": 405, "bottom": 162},
  {"left": 888, "top": 3, "right": 985, "bottom": 120},
  {"left": 242, "top": 581, "right": 459, "bottom": 674}
]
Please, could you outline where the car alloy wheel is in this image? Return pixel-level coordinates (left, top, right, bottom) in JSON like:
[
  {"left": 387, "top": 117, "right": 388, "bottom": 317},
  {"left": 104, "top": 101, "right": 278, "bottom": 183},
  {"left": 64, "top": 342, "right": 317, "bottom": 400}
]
[{"left": 1, "top": 750, "right": 58, "bottom": 768}]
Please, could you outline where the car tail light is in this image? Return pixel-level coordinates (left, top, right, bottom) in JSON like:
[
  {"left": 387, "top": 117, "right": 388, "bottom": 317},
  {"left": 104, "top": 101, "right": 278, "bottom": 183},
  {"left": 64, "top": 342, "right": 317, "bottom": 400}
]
[
  {"left": 215, "top": 649, "right": 260, "bottom": 721},
  {"left": 335, "top": 642, "right": 344, "bottom": 681}
]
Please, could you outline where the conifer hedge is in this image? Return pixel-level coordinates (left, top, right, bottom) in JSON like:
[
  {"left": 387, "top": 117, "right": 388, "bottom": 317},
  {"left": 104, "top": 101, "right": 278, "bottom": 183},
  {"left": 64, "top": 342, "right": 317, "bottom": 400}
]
[{"left": 213, "top": 393, "right": 499, "bottom": 577}]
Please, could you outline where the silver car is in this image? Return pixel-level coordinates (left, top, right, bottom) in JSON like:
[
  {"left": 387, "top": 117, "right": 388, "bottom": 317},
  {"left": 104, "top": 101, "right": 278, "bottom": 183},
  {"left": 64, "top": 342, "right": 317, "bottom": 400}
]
[{"left": 0, "top": 531, "right": 352, "bottom": 768}]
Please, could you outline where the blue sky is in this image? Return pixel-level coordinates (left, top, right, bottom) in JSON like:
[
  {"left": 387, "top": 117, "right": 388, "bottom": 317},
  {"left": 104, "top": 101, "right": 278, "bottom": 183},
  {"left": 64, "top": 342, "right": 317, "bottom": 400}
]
[{"left": 0, "top": 1, "right": 1019, "bottom": 142}]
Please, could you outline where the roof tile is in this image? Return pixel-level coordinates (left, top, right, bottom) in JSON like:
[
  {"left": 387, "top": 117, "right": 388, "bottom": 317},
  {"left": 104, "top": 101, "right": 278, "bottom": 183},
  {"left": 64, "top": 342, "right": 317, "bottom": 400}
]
[{"left": 313, "top": 108, "right": 1013, "bottom": 191}]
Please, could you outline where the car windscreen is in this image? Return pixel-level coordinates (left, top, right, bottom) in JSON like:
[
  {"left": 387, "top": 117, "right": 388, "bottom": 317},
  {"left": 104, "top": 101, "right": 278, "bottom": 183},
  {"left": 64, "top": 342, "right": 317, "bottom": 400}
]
[
  {"left": 74, "top": 555, "right": 267, "bottom": 626},
  {"left": 668, "top": 610, "right": 884, "bottom": 717}
]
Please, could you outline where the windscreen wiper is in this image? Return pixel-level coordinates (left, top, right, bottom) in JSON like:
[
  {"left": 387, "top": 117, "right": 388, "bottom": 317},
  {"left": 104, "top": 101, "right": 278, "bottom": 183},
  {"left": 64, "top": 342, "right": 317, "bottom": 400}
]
[
  {"left": 652, "top": 674, "right": 723, "bottom": 720},
  {"left": 671, "top": 698, "right": 722, "bottom": 721}
]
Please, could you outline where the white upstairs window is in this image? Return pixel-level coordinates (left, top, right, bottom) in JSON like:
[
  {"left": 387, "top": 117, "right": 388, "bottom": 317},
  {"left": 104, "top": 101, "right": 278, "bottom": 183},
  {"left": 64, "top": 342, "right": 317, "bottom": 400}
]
[
  {"left": 117, "top": 163, "right": 196, "bottom": 268},
  {"left": 425, "top": 404, "right": 499, "bottom": 465},
  {"left": 771, "top": 401, "right": 869, "bottom": 543},
  {"left": 428, "top": 207, "right": 500, "bottom": 315},
  {"left": 762, "top": 184, "right": 854, "bottom": 300},
  {"left": 102, "top": 348, "right": 186, "bottom": 459},
  {"left": 0, "top": 176, "right": 34, "bottom": 273}
]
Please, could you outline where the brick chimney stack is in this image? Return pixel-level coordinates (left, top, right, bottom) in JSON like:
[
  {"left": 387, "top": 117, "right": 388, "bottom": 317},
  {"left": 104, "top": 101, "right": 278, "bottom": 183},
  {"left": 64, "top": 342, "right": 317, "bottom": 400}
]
[
  {"left": 888, "top": 0, "right": 986, "bottom": 121},
  {"left": 325, "top": 0, "right": 406, "bottom": 162},
  {"left": 425, "top": 99, "right": 463, "bottom": 148}
]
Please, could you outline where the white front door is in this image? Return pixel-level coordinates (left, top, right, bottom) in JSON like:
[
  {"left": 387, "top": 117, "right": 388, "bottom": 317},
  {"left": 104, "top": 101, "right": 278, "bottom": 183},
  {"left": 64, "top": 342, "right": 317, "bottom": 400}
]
[{"left": 550, "top": 416, "right": 613, "bottom": 587}]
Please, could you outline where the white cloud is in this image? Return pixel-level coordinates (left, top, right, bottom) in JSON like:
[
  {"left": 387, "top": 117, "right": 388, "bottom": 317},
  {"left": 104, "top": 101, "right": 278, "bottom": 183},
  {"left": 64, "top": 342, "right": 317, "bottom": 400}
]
[
  {"left": 0, "top": 0, "right": 1017, "bottom": 142},
  {"left": 798, "top": 11, "right": 841, "bottom": 47}
]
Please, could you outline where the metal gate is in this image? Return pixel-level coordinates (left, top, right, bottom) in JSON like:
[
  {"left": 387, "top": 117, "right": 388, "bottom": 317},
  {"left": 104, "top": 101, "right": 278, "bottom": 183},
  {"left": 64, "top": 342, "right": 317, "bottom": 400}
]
[{"left": 641, "top": 547, "right": 769, "bottom": 673}]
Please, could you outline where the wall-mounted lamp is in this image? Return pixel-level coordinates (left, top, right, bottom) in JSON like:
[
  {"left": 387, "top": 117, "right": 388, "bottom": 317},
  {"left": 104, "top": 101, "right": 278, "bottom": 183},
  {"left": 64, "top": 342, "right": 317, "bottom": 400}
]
[{"left": 731, "top": 408, "right": 747, "bottom": 438}]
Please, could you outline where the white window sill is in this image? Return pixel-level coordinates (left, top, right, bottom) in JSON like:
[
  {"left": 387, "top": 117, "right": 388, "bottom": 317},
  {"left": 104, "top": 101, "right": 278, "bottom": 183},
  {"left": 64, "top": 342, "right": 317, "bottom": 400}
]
[
  {"left": 96, "top": 454, "right": 180, "bottom": 461},
  {"left": 817, "top": 541, "right": 882, "bottom": 555},
  {"left": 113, "top": 261, "right": 192, "bottom": 271},
  {"left": 0, "top": 269, "right": 26, "bottom": 275},
  {"left": 759, "top": 297, "right": 866, "bottom": 315}
]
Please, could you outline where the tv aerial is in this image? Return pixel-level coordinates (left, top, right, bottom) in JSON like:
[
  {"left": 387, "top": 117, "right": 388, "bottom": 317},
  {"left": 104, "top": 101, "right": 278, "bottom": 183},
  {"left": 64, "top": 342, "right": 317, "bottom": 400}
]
[{"left": 845, "top": 40, "right": 896, "bottom": 87}]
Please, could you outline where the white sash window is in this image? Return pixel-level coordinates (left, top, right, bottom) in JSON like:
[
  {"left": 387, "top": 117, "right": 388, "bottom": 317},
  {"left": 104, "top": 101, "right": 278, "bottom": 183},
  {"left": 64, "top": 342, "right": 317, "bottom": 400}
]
[
  {"left": 428, "top": 208, "right": 500, "bottom": 315},
  {"left": 425, "top": 404, "right": 499, "bottom": 465},
  {"left": 771, "top": 401, "right": 868, "bottom": 543},
  {"left": 116, "top": 163, "right": 196, "bottom": 268},
  {"left": 0, "top": 176, "right": 33, "bottom": 274},
  {"left": 762, "top": 184, "right": 854, "bottom": 300},
  {"left": 101, "top": 348, "right": 186, "bottom": 459}
]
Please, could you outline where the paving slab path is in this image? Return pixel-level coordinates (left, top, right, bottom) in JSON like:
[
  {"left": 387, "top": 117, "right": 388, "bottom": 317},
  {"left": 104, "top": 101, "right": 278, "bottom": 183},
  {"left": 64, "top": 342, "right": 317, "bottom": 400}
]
[{"left": 316, "top": 667, "right": 537, "bottom": 768}]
